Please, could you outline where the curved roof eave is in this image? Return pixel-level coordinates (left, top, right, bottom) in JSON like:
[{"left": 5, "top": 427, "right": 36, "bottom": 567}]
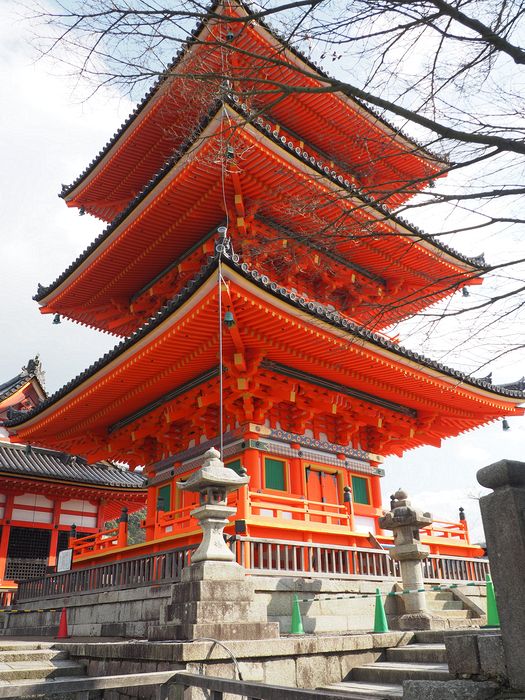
[
  {"left": 59, "top": 0, "right": 446, "bottom": 202},
  {"left": 10, "top": 252, "right": 524, "bottom": 432},
  {"left": 36, "top": 101, "right": 486, "bottom": 307}
]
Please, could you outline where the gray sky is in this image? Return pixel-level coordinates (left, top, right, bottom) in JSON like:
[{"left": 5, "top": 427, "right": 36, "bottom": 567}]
[{"left": 2, "top": 1, "right": 524, "bottom": 541}]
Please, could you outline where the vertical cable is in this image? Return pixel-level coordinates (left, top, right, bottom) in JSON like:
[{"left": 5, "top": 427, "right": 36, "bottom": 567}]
[{"left": 218, "top": 258, "right": 224, "bottom": 459}]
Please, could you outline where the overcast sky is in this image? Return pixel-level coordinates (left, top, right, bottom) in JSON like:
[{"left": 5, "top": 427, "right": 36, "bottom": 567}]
[{"left": 2, "top": 1, "right": 524, "bottom": 541}]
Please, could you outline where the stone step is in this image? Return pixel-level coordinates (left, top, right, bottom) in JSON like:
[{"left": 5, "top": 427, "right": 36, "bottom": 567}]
[
  {"left": 319, "top": 681, "right": 403, "bottom": 698},
  {"left": 0, "top": 660, "right": 82, "bottom": 682},
  {"left": 0, "top": 650, "right": 68, "bottom": 663},
  {"left": 428, "top": 601, "right": 464, "bottom": 611},
  {"left": 0, "top": 643, "right": 54, "bottom": 652},
  {"left": 352, "top": 661, "right": 451, "bottom": 684},
  {"left": 425, "top": 591, "right": 455, "bottom": 600},
  {"left": 432, "top": 609, "right": 471, "bottom": 618},
  {"left": 414, "top": 630, "right": 446, "bottom": 644},
  {"left": 386, "top": 644, "right": 447, "bottom": 664}
]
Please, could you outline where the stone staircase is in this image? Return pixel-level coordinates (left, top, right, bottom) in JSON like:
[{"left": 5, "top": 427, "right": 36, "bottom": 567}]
[
  {"left": 321, "top": 630, "right": 450, "bottom": 698},
  {"left": 425, "top": 590, "right": 477, "bottom": 624},
  {"left": 0, "top": 640, "right": 88, "bottom": 696}
]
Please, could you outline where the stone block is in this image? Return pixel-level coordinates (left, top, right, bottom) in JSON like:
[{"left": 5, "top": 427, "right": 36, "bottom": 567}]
[
  {"left": 168, "top": 600, "right": 266, "bottom": 625},
  {"left": 262, "top": 657, "right": 296, "bottom": 687},
  {"left": 403, "top": 679, "right": 499, "bottom": 699},
  {"left": 445, "top": 633, "right": 481, "bottom": 676},
  {"left": 296, "top": 654, "right": 328, "bottom": 688},
  {"left": 181, "top": 561, "right": 245, "bottom": 581},
  {"left": 478, "top": 633, "right": 507, "bottom": 680},
  {"left": 170, "top": 579, "right": 255, "bottom": 603},
  {"left": 237, "top": 661, "right": 264, "bottom": 682},
  {"left": 340, "top": 651, "right": 378, "bottom": 680}
]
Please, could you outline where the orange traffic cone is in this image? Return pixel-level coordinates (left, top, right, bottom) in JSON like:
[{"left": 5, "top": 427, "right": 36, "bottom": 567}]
[{"left": 56, "top": 607, "right": 69, "bottom": 639}]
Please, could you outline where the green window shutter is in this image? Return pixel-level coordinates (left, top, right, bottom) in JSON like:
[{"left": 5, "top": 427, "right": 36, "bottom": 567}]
[
  {"left": 157, "top": 484, "right": 171, "bottom": 512},
  {"left": 351, "top": 476, "right": 370, "bottom": 505},
  {"left": 227, "top": 459, "right": 243, "bottom": 476},
  {"left": 265, "top": 458, "right": 286, "bottom": 491}
]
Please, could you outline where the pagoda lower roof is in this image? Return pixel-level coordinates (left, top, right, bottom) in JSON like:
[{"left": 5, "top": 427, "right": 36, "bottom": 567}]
[
  {"left": 0, "top": 441, "right": 145, "bottom": 490},
  {"left": 36, "top": 102, "right": 485, "bottom": 336},
  {"left": 9, "top": 252, "right": 524, "bottom": 462},
  {"left": 60, "top": 1, "right": 445, "bottom": 220}
]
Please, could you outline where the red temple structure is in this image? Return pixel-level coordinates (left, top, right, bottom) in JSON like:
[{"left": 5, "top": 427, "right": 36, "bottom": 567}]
[
  {"left": 0, "top": 360, "right": 146, "bottom": 596},
  {"left": 6, "top": 2, "right": 524, "bottom": 571}
]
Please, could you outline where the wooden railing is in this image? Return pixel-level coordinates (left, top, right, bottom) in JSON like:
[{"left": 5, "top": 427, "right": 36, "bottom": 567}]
[
  {"left": 421, "top": 519, "right": 469, "bottom": 542},
  {"left": 235, "top": 536, "right": 488, "bottom": 583},
  {"left": 236, "top": 536, "right": 398, "bottom": 579},
  {"left": 17, "top": 536, "right": 488, "bottom": 602},
  {"left": 0, "top": 587, "right": 16, "bottom": 607},
  {"left": 17, "top": 544, "right": 195, "bottom": 602},
  {"left": 248, "top": 491, "right": 350, "bottom": 527},
  {"left": 423, "top": 553, "right": 489, "bottom": 582},
  {"left": 71, "top": 525, "right": 126, "bottom": 558}
]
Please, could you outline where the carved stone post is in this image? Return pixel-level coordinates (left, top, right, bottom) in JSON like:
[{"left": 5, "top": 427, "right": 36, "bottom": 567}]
[
  {"left": 379, "top": 488, "right": 433, "bottom": 630},
  {"left": 477, "top": 459, "right": 525, "bottom": 691}
]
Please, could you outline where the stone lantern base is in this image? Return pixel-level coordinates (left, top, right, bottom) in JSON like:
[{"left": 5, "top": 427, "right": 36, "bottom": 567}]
[
  {"left": 395, "top": 612, "right": 436, "bottom": 631},
  {"left": 148, "top": 561, "right": 279, "bottom": 641}
]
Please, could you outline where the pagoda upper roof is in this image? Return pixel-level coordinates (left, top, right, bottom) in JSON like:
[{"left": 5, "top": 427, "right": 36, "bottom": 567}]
[
  {"left": 0, "top": 440, "right": 145, "bottom": 490},
  {"left": 36, "top": 101, "right": 486, "bottom": 335},
  {"left": 60, "top": 1, "right": 446, "bottom": 220},
  {"left": 9, "top": 248, "right": 524, "bottom": 463}
]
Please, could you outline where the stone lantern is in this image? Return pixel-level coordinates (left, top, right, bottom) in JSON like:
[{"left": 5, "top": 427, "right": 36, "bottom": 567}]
[
  {"left": 379, "top": 488, "right": 433, "bottom": 630},
  {"left": 177, "top": 447, "right": 249, "bottom": 563},
  {"left": 150, "top": 447, "right": 279, "bottom": 641}
]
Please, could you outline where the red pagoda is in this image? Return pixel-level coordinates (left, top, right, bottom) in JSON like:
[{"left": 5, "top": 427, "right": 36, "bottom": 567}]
[{"left": 6, "top": 1, "right": 524, "bottom": 570}]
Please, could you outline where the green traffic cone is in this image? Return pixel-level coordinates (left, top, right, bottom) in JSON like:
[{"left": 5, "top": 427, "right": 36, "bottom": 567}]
[
  {"left": 484, "top": 573, "right": 500, "bottom": 628},
  {"left": 291, "top": 593, "right": 304, "bottom": 634},
  {"left": 373, "top": 588, "right": 389, "bottom": 633}
]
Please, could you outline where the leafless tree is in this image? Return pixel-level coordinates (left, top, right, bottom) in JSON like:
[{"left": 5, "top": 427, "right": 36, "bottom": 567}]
[{"left": 30, "top": 0, "right": 525, "bottom": 375}]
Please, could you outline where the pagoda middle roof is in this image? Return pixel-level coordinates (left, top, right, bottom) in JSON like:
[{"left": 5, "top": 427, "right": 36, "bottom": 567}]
[
  {"left": 36, "top": 101, "right": 486, "bottom": 335},
  {"left": 10, "top": 249, "right": 524, "bottom": 446}
]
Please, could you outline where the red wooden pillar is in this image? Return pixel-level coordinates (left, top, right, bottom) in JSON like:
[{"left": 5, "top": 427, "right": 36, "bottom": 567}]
[
  {"left": 0, "top": 494, "right": 14, "bottom": 584},
  {"left": 144, "top": 469, "right": 158, "bottom": 541},
  {"left": 97, "top": 500, "right": 107, "bottom": 530},
  {"left": 243, "top": 444, "right": 262, "bottom": 492},
  {"left": 289, "top": 443, "right": 303, "bottom": 496},
  {"left": 369, "top": 473, "right": 383, "bottom": 509},
  {"left": 47, "top": 499, "right": 62, "bottom": 568}
]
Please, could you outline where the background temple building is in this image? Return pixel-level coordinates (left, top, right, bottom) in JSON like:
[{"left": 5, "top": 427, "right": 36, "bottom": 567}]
[
  {"left": 0, "top": 359, "right": 146, "bottom": 598},
  {"left": 5, "top": 1, "right": 524, "bottom": 573}
]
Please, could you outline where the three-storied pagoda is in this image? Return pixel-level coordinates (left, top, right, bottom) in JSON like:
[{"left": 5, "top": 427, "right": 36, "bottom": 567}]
[{"left": 6, "top": 1, "right": 524, "bottom": 567}]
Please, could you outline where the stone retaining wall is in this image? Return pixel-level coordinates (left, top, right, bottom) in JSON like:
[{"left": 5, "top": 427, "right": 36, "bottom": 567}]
[{"left": 1, "top": 578, "right": 486, "bottom": 638}]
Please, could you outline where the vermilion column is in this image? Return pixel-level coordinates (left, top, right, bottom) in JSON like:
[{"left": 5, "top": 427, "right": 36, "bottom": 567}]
[
  {"left": 144, "top": 471, "right": 158, "bottom": 541},
  {"left": 0, "top": 494, "right": 14, "bottom": 583},
  {"left": 243, "top": 446, "right": 262, "bottom": 492},
  {"left": 370, "top": 473, "right": 385, "bottom": 535},
  {"left": 289, "top": 443, "right": 303, "bottom": 496},
  {"left": 47, "top": 499, "right": 62, "bottom": 568},
  {"left": 370, "top": 474, "right": 383, "bottom": 509}
]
